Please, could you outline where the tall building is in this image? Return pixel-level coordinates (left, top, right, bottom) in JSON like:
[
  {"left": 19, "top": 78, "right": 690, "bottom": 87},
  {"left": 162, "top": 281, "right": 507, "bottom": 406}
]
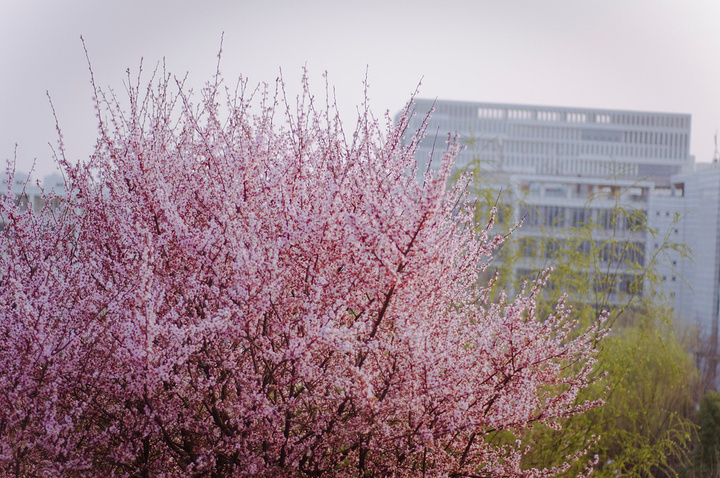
[
  {"left": 400, "top": 99, "right": 720, "bottom": 334},
  {"left": 671, "top": 166, "right": 720, "bottom": 339},
  {"left": 408, "top": 99, "right": 692, "bottom": 182}
]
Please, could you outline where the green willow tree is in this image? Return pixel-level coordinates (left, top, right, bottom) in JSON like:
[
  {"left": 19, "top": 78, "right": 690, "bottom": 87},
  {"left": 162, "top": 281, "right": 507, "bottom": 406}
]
[
  {"left": 696, "top": 391, "right": 720, "bottom": 477},
  {"left": 456, "top": 148, "right": 698, "bottom": 477}
]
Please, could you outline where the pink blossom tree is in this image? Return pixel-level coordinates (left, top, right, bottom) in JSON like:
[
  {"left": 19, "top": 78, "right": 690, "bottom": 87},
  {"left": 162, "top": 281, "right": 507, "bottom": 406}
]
[{"left": 0, "top": 64, "right": 604, "bottom": 476}]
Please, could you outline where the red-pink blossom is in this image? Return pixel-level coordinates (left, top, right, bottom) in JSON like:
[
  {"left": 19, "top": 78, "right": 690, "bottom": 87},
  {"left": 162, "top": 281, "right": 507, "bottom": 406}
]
[{"left": 0, "top": 67, "right": 604, "bottom": 477}]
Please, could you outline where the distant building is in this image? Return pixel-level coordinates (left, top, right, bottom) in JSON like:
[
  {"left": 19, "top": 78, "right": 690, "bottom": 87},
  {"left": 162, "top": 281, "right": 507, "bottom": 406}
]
[
  {"left": 407, "top": 99, "right": 692, "bottom": 183},
  {"left": 1, "top": 172, "right": 66, "bottom": 215},
  {"left": 400, "top": 99, "right": 720, "bottom": 335},
  {"left": 670, "top": 166, "right": 720, "bottom": 340}
]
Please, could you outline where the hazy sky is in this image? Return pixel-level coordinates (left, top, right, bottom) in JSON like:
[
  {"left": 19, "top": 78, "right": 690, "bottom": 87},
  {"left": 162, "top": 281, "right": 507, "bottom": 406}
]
[{"left": 3, "top": 0, "right": 720, "bottom": 176}]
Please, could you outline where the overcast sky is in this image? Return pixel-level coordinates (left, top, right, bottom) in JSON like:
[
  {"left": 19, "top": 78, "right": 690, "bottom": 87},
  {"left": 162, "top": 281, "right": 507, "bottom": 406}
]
[{"left": 3, "top": 0, "right": 720, "bottom": 176}]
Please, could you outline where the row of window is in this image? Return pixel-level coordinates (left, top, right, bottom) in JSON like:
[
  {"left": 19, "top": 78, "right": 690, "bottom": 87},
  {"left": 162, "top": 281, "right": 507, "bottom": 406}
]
[
  {"left": 518, "top": 237, "right": 645, "bottom": 267},
  {"left": 417, "top": 100, "right": 690, "bottom": 130},
  {"left": 515, "top": 267, "right": 644, "bottom": 297},
  {"left": 468, "top": 153, "right": 672, "bottom": 178},
  {"left": 520, "top": 205, "right": 647, "bottom": 231},
  {"left": 517, "top": 237, "right": 645, "bottom": 265},
  {"left": 481, "top": 136, "right": 688, "bottom": 160},
  {"left": 468, "top": 106, "right": 688, "bottom": 129}
]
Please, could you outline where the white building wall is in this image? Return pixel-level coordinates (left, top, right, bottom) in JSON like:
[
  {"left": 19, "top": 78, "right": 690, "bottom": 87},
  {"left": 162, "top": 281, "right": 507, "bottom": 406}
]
[
  {"left": 407, "top": 99, "right": 692, "bottom": 184},
  {"left": 401, "top": 99, "right": 705, "bottom": 325},
  {"left": 646, "top": 192, "right": 690, "bottom": 317},
  {"left": 668, "top": 168, "right": 720, "bottom": 333}
]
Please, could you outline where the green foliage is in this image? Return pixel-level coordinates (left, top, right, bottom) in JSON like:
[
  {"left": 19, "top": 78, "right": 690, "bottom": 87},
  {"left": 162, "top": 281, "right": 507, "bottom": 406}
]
[
  {"left": 526, "top": 314, "right": 697, "bottom": 477},
  {"left": 696, "top": 391, "right": 720, "bottom": 477}
]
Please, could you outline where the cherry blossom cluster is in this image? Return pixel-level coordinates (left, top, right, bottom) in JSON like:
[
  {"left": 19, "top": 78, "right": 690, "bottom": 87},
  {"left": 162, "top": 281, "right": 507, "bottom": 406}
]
[{"left": 0, "top": 66, "right": 604, "bottom": 476}]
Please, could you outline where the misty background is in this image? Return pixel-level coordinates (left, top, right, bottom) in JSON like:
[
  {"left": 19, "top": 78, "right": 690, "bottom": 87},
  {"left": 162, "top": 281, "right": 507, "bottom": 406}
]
[{"left": 2, "top": 0, "right": 720, "bottom": 175}]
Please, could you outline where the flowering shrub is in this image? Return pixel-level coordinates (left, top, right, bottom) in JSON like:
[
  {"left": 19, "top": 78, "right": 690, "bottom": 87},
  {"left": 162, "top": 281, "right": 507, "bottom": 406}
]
[{"left": 0, "top": 66, "right": 603, "bottom": 477}]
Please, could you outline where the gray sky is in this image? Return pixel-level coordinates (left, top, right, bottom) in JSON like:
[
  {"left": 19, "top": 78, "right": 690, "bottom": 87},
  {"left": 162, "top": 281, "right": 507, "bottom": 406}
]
[{"left": 3, "top": 0, "right": 720, "bottom": 176}]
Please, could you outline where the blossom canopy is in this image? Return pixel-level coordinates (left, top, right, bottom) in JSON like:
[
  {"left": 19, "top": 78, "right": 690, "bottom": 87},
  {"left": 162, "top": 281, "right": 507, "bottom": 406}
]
[{"left": 0, "top": 65, "right": 603, "bottom": 477}]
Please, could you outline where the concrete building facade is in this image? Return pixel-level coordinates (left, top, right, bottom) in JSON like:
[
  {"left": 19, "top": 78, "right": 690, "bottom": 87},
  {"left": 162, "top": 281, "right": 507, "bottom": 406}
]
[
  {"left": 402, "top": 99, "right": 720, "bottom": 334},
  {"left": 409, "top": 99, "right": 692, "bottom": 182}
]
